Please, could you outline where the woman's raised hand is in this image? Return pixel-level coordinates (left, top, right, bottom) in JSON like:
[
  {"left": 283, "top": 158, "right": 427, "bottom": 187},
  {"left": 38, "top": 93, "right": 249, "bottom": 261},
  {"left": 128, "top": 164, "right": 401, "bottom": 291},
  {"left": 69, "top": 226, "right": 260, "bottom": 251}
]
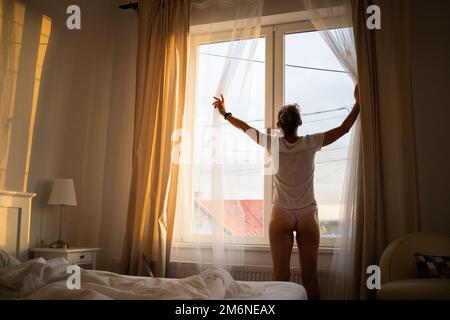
[{"left": 213, "top": 94, "right": 226, "bottom": 116}]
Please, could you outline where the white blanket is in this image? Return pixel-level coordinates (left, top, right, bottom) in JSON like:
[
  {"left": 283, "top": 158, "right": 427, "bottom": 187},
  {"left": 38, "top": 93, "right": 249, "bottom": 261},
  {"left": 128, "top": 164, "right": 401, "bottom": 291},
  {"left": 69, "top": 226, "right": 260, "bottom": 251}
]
[{"left": 0, "top": 258, "right": 264, "bottom": 300}]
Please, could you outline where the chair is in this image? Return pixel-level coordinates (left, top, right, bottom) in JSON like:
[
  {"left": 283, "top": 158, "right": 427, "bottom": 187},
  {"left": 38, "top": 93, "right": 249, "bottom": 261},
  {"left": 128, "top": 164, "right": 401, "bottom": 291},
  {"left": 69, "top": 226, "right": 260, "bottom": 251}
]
[{"left": 377, "top": 232, "right": 450, "bottom": 300}]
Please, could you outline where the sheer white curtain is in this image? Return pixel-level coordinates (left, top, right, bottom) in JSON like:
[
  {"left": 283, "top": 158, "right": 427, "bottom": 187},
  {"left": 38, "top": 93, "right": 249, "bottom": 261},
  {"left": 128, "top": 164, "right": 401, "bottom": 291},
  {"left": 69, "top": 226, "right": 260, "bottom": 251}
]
[
  {"left": 302, "top": 0, "right": 361, "bottom": 299},
  {"left": 171, "top": 0, "right": 265, "bottom": 275}
]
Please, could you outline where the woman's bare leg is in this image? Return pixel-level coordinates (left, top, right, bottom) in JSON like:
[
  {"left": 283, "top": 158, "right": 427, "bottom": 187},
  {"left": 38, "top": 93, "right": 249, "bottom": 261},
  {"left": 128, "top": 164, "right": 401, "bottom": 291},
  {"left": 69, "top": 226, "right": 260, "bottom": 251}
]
[
  {"left": 296, "top": 211, "right": 320, "bottom": 300},
  {"left": 269, "top": 206, "right": 295, "bottom": 281}
]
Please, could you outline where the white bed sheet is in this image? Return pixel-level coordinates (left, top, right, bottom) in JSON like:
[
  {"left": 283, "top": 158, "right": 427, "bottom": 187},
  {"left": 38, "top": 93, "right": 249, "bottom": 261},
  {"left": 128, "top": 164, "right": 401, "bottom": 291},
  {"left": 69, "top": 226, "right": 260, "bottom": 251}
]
[
  {"left": 0, "top": 258, "right": 307, "bottom": 300},
  {"left": 19, "top": 277, "right": 306, "bottom": 300}
]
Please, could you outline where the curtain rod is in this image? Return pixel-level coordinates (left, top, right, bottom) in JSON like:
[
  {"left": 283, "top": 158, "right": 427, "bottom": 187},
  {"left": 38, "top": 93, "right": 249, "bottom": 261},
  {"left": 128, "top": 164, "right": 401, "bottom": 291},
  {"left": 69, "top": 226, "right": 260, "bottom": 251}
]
[{"left": 119, "top": 2, "right": 138, "bottom": 11}]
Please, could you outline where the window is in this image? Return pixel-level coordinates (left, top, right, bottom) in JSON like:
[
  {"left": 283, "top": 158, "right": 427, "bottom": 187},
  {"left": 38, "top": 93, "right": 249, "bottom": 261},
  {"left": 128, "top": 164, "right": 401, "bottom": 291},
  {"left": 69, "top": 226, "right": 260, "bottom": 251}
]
[
  {"left": 184, "top": 30, "right": 271, "bottom": 245},
  {"left": 193, "top": 38, "right": 266, "bottom": 238},
  {"left": 183, "top": 22, "right": 353, "bottom": 246},
  {"left": 283, "top": 28, "right": 354, "bottom": 240}
]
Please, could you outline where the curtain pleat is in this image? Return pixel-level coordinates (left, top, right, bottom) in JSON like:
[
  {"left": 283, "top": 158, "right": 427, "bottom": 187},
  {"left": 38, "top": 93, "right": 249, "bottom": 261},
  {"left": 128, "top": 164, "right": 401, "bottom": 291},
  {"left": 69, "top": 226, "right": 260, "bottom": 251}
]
[
  {"left": 122, "top": 0, "right": 190, "bottom": 277},
  {"left": 352, "top": 0, "right": 421, "bottom": 299}
]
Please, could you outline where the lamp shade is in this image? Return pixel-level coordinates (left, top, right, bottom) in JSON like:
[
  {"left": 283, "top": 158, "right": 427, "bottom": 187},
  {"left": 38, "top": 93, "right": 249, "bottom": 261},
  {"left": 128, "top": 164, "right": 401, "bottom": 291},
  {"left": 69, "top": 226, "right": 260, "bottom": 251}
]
[{"left": 48, "top": 179, "right": 77, "bottom": 206}]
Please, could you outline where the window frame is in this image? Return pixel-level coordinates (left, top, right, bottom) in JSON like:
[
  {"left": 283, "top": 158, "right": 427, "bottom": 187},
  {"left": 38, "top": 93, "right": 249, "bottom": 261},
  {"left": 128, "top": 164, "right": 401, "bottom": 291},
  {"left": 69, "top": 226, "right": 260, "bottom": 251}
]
[
  {"left": 275, "top": 21, "right": 338, "bottom": 247},
  {"left": 180, "top": 26, "right": 274, "bottom": 246},
  {"left": 179, "top": 20, "right": 343, "bottom": 248}
]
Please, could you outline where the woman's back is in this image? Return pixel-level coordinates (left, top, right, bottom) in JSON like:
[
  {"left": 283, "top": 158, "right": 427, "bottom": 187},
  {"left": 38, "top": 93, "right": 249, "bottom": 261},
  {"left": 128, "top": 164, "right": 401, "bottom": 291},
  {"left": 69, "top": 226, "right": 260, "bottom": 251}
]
[{"left": 273, "top": 134, "right": 324, "bottom": 210}]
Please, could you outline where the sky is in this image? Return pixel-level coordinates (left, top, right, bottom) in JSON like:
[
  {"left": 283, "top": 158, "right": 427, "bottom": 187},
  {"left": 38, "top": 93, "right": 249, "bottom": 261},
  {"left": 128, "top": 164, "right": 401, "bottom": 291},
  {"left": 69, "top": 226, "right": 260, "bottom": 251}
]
[{"left": 193, "top": 30, "right": 355, "bottom": 222}]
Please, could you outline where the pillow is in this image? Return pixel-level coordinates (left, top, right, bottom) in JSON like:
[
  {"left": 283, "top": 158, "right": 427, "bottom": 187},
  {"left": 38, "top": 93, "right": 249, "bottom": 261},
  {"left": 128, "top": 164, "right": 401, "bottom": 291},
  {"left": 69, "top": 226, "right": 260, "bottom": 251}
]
[
  {"left": 8, "top": 254, "right": 21, "bottom": 267},
  {"left": 415, "top": 253, "right": 450, "bottom": 279},
  {"left": 0, "top": 258, "right": 46, "bottom": 292},
  {"left": 0, "top": 250, "right": 21, "bottom": 268}
]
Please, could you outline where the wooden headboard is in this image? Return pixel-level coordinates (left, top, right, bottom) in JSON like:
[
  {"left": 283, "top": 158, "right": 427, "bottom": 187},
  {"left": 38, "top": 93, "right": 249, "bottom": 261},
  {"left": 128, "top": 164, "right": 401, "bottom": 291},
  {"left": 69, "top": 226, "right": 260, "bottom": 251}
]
[{"left": 0, "top": 191, "right": 36, "bottom": 261}]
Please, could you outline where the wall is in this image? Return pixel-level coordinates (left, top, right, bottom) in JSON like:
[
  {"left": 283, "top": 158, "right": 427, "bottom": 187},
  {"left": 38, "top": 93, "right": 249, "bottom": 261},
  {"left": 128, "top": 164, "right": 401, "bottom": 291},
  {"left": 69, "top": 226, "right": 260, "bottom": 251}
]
[
  {"left": 191, "top": 0, "right": 304, "bottom": 26},
  {"left": 24, "top": 0, "right": 137, "bottom": 271},
  {"left": 411, "top": 0, "right": 450, "bottom": 236}
]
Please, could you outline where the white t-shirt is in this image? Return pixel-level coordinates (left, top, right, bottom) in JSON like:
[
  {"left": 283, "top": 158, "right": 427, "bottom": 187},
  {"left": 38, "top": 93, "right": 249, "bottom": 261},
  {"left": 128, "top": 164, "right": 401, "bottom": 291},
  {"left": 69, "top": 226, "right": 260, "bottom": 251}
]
[{"left": 246, "top": 130, "right": 324, "bottom": 210}]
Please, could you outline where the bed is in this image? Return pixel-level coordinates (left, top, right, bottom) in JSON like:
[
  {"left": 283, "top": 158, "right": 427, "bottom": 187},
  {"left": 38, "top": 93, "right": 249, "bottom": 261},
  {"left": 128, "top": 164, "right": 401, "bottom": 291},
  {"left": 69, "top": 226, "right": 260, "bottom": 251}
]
[{"left": 0, "top": 191, "right": 307, "bottom": 300}]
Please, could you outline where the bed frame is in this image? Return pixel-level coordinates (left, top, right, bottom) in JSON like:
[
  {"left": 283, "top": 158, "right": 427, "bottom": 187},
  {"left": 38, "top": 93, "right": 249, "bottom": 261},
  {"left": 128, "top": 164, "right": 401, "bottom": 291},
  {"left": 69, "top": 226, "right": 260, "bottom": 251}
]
[{"left": 0, "top": 191, "right": 36, "bottom": 261}]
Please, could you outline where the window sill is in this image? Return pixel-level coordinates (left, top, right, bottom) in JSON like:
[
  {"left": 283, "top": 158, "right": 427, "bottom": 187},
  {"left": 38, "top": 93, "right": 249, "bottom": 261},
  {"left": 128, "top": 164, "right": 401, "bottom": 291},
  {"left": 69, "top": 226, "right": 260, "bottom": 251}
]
[
  {"left": 171, "top": 242, "right": 335, "bottom": 270},
  {"left": 172, "top": 241, "right": 336, "bottom": 254}
]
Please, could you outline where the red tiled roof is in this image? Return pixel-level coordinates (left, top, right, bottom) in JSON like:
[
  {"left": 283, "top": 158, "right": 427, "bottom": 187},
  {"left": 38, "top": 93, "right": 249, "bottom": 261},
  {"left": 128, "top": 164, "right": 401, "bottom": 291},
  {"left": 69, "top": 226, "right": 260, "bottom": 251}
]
[{"left": 195, "top": 199, "right": 264, "bottom": 236}]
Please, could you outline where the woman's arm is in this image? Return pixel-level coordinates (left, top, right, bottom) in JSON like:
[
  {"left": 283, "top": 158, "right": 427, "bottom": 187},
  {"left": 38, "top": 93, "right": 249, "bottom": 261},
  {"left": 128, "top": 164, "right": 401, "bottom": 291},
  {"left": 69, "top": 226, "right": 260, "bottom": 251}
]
[
  {"left": 213, "top": 95, "right": 265, "bottom": 145},
  {"left": 225, "top": 114, "right": 252, "bottom": 132},
  {"left": 322, "top": 85, "right": 360, "bottom": 147},
  {"left": 213, "top": 95, "right": 250, "bottom": 132}
]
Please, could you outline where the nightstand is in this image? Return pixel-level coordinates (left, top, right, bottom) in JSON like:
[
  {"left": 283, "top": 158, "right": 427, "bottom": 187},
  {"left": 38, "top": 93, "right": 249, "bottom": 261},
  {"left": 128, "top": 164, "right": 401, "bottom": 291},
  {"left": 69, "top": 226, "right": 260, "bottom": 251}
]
[{"left": 30, "top": 247, "right": 102, "bottom": 270}]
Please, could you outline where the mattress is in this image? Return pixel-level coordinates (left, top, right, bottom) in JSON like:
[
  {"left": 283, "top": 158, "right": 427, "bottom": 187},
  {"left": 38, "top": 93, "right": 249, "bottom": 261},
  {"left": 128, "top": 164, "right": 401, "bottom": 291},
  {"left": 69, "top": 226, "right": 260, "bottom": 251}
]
[
  {"left": 233, "top": 281, "right": 307, "bottom": 300},
  {"left": 160, "top": 277, "right": 307, "bottom": 300},
  {"left": 153, "top": 277, "right": 307, "bottom": 300}
]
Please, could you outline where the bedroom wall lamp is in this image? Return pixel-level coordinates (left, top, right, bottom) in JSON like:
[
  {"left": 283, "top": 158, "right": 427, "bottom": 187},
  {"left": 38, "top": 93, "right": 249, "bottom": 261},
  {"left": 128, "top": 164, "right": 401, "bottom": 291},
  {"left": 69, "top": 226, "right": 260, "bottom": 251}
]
[{"left": 48, "top": 179, "right": 77, "bottom": 249}]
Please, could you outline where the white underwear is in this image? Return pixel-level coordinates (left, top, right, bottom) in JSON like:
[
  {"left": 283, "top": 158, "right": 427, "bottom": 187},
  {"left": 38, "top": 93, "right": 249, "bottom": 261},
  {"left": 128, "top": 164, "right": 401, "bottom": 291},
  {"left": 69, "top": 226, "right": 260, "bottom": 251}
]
[{"left": 273, "top": 203, "right": 318, "bottom": 224}]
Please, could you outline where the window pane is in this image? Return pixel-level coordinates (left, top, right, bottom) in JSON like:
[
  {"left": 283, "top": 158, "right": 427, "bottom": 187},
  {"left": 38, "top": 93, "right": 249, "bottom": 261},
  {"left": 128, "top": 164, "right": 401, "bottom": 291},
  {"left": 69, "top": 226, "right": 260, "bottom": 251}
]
[
  {"left": 284, "top": 31, "right": 354, "bottom": 236},
  {"left": 193, "top": 38, "right": 265, "bottom": 237}
]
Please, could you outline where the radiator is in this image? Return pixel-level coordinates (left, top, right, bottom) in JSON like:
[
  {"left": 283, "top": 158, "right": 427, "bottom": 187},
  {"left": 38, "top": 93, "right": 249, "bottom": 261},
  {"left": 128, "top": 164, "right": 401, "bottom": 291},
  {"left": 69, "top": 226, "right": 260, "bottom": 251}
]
[{"left": 169, "top": 262, "right": 331, "bottom": 298}]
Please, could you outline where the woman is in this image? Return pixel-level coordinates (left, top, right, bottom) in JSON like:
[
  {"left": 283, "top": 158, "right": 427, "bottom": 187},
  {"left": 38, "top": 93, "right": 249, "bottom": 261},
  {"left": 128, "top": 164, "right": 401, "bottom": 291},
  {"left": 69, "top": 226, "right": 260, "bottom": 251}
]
[{"left": 213, "top": 86, "right": 360, "bottom": 300}]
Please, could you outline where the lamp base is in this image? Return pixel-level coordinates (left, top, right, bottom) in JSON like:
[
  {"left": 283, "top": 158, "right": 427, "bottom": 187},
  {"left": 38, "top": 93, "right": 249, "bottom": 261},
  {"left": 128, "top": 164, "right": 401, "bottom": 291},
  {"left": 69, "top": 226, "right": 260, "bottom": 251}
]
[{"left": 49, "top": 240, "right": 70, "bottom": 249}]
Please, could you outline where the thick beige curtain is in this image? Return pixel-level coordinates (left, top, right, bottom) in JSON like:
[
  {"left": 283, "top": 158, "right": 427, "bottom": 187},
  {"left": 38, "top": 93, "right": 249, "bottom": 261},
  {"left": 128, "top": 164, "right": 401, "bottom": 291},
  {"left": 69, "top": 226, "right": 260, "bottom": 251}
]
[
  {"left": 351, "top": 0, "right": 421, "bottom": 299},
  {"left": 122, "top": 0, "right": 190, "bottom": 277}
]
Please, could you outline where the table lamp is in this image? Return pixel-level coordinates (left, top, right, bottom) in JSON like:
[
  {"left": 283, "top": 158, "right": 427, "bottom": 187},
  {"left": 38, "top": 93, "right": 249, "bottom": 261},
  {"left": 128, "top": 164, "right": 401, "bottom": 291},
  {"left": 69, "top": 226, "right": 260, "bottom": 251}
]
[{"left": 48, "top": 178, "right": 77, "bottom": 249}]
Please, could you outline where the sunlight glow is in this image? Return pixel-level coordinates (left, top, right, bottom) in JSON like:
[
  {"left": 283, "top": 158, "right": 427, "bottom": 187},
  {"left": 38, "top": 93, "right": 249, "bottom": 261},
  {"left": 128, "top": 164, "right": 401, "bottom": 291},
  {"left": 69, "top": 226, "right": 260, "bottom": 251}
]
[
  {"left": 0, "top": 1, "right": 25, "bottom": 189},
  {"left": 23, "top": 15, "right": 52, "bottom": 190}
]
